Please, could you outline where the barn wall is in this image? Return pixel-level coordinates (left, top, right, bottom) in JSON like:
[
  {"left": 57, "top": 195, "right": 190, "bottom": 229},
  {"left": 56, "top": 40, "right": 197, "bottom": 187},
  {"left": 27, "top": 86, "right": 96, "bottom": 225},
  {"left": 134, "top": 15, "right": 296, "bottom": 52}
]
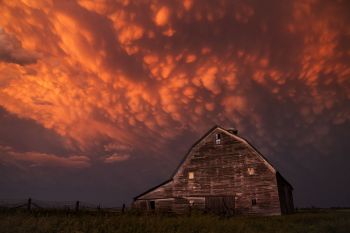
[
  {"left": 133, "top": 197, "right": 202, "bottom": 214},
  {"left": 133, "top": 200, "right": 148, "bottom": 210},
  {"left": 136, "top": 181, "right": 173, "bottom": 200},
  {"left": 171, "top": 129, "right": 281, "bottom": 215},
  {"left": 133, "top": 198, "right": 174, "bottom": 212},
  {"left": 276, "top": 173, "right": 294, "bottom": 214},
  {"left": 134, "top": 128, "right": 285, "bottom": 216}
]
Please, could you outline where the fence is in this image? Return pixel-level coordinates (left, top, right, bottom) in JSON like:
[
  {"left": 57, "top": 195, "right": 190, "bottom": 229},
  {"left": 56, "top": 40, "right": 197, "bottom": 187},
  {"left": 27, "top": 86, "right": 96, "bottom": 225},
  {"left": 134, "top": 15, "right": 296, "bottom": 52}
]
[{"left": 0, "top": 198, "right": 126, "bottom": 213}]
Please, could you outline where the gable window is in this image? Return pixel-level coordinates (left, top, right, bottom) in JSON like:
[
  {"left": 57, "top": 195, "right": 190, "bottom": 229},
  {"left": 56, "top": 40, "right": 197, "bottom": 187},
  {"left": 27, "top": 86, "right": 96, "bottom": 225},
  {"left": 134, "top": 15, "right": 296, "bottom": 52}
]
[
  {"left": 248, "top": 168, "right": 255, "bottom": 175},
  {"left": 252, "top": 198, "right": 257, "bottom": 206},
  {"left": 215, "top": 133, "right": 221, "bottom": 144},
  {"left": 188, "top": 172, "right": 194, "bottom": 180}
]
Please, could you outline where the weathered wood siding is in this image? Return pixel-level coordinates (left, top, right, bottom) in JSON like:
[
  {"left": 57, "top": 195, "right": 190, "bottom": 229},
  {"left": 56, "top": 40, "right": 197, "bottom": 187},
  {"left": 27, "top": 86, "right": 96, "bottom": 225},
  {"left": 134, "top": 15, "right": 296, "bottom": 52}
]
[
  {"left": 277, "top": 173, "right": 294, "bottom": 214},
  {"left": 171, "top": 128, "right": 281, "bottom": 215},
  {"left": 134, "top": 127, "right": 291, "bottom": 216},
  {"left": 137, "top": 181, "right": 173, "bottom": 200}
]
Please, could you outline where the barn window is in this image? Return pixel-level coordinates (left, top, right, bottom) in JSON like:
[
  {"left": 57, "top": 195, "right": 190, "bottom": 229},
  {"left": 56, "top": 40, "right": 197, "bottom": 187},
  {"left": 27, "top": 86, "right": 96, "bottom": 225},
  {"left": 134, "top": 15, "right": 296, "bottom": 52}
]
[
  {"left": 248, "top": 167, "right": 255, "bottom": 175},
  {"left": 149, "top": 201, "right": 155, "bottom": 210},
  {"left": 252, "top": 198, "right": 257, "bottom": 206},
  {"left": 215, "top": 133, "right": 221, "bottom": 144},
  {"left": 188, "top": 172, "right": 194, "bottom": 180}
]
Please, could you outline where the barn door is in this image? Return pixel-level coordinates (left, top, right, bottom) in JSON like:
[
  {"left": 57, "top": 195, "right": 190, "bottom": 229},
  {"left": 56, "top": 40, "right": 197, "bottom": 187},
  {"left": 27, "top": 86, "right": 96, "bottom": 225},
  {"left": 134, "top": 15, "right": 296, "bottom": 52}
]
[{"left": 205, "top": 196, "right": 235, "bottom": 216}]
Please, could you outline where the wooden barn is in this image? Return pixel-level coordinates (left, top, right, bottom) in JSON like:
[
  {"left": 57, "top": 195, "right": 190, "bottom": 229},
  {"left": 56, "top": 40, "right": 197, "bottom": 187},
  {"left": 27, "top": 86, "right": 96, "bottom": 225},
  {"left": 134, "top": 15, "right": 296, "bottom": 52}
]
[{"left": 133, "top": 125, "right": 294, "bottom": 216}]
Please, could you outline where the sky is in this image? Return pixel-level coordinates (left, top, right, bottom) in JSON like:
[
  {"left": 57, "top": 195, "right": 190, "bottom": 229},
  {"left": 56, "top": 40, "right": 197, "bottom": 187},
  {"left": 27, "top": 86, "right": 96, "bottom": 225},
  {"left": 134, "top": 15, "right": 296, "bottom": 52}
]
[{"left": 0, "top": 0, "right": 349, "bottom": 208}]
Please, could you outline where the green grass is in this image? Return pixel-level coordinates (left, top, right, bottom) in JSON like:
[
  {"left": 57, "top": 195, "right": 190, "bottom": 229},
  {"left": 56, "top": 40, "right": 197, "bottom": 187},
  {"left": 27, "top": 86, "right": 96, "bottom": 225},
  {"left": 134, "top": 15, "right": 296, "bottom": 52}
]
[{"left": 0, "top": 210, "right": 349, "bottom": 233}]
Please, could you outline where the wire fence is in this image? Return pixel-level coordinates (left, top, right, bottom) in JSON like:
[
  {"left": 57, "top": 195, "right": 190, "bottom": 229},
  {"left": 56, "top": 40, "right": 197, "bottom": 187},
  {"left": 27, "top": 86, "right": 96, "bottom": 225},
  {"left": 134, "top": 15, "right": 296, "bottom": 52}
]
[{"left": 0, "top": 198, "right": 126, "bottom": 213}]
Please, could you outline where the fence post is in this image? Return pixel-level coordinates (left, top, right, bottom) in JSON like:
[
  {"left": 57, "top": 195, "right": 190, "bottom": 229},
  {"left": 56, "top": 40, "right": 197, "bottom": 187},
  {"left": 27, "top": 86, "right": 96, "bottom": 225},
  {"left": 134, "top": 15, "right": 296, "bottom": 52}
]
[
  {"left": 75, "top": 201, "right": 80, "bottom": 212},
  {"left": 27, "top": 198, "right": 32, "bottom": 211},
  {"left": 122, "top": 203, "right": 125, "bottom": 214}
]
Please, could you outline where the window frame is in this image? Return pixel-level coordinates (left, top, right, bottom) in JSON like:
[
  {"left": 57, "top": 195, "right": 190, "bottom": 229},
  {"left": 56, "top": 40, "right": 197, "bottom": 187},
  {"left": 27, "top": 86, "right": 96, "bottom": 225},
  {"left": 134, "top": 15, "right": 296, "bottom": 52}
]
[
  {"left": 248, "top": 167, "right": 255, "bottom": 175},
  {"left": 215, "top": 133, "right": 221, "bottom": 144},
  {"left": 251, "top": 198, "right": 257, "bottom": 206}
]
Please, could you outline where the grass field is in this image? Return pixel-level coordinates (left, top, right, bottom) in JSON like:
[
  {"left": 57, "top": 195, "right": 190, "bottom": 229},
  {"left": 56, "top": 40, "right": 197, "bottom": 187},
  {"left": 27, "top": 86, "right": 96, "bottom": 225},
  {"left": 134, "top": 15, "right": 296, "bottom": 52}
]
[{"left": 0, "top": 209, "right": 349, "bottom": 233}]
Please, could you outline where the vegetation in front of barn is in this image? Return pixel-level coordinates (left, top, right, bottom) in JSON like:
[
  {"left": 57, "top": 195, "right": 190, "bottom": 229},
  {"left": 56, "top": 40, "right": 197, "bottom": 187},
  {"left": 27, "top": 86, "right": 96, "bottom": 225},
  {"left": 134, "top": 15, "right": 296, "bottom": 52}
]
[{"left": 0, "top": 209, "right": 349, "bottom": 233}]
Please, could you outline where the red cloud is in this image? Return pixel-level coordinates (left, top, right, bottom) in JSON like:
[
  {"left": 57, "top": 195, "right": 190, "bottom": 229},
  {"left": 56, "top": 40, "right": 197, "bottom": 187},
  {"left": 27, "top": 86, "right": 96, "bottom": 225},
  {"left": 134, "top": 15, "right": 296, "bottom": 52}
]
[{"left": 0, "top": 0, "right": 349, "bottom": 164}]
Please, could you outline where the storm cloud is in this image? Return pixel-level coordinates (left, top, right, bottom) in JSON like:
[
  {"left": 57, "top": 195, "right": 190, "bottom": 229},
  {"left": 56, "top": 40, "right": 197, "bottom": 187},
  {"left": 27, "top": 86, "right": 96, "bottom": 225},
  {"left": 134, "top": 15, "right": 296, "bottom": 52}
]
[{"left": 0, "top": 0, "right": 349, "bottom": 207}]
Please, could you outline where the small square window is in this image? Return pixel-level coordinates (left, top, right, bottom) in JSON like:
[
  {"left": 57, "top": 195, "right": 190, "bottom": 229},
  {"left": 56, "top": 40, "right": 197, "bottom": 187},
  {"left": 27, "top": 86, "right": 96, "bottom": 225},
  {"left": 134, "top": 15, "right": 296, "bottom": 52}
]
[
  {"left": 248, "top": 168, "right": 255, "bottom": 175},
  {"left": 149, "top": 201, "right": 155, "bottom": 210},
  {"left": 215, "top": 133, "right": 221, "bottom": 144},
  {"left": 252, "top": 198, "right": 257, "bottom": 206},
  {"left": 188, "top": 172, "right": 194, "bottom": 179}
]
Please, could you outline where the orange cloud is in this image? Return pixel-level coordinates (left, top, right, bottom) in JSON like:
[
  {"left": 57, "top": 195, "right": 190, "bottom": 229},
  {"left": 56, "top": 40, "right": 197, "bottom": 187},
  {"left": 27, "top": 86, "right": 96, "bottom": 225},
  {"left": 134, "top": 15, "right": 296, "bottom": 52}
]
[
  {"left": 0, "top": 29, "right": 38, "bottom": 65},
  {"left": 0, "top": 0, "right": 349, "bottom": 166},
  {"left": 0, "top": 145, "right": 90, "bottom": 168},
  {"left": 104, "top": 153, "right": 130, "bottom": 163},
  {"left": 183, "top": 0, "right": 194, "bottom": 11},
  {"left": 154, "top": 6, "right": 170, "bottom": 26},
  {"left": 185, "top": 54, "right": 197, "bottom": 63}
]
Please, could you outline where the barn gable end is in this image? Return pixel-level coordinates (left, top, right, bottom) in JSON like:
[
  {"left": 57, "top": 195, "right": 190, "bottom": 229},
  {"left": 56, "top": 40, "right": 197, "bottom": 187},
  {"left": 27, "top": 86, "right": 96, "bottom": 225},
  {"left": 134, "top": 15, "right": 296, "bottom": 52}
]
[{"left": 133, "top": 125, "right": 294, "bottom": 216}]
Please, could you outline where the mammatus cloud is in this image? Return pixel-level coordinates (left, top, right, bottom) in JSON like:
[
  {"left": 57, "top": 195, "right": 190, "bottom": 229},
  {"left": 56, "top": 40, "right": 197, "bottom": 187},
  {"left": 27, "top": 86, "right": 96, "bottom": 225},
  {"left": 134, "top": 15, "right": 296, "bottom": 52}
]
[
  {"left": 0, "top": 0, "right": 349, "bottom": 167},
  {"left": 0, "top": 29, "right": 38, "bottom": 65}
]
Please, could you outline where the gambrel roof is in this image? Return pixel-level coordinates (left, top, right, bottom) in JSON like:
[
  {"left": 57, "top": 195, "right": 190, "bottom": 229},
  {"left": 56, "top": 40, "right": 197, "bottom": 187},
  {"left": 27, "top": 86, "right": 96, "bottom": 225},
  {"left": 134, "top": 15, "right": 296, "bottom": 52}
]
[{"left": 134, "top": 125, "right": 293, "bottom": 200}]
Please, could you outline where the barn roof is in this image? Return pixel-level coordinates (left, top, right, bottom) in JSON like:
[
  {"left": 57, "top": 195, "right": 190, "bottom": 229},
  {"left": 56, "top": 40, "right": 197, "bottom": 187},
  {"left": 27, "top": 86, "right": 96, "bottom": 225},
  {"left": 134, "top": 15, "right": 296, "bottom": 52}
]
[
  {"left": 134, "top": 125, "right": 293, "bottom": 200},
  {"left": 133, "top": 179, "right": 172, "bottom": 200}
]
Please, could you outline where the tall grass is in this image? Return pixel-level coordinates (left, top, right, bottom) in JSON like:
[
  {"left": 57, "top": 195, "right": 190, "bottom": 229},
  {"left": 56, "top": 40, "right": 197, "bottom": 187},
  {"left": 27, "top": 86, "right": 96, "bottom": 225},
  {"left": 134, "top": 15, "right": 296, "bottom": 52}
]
[{"left": 0, "top": 209, "right": 349, "bottom": 233}]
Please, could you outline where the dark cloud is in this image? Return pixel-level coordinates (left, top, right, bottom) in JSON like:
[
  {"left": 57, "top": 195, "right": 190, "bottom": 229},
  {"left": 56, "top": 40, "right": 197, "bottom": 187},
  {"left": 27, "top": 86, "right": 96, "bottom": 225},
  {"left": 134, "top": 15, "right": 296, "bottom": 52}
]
[
  {"left": 0, "top": 107, "right": 69, "bottom": 154},
  {"left": 0, "top": 0, "right": 349, "bottom": 207},
  {"left": 0, "top": 107, "right": 90, "bottom": 169},
  {"left": 0, "top": 29, "right": 38, "bottom": 65}
]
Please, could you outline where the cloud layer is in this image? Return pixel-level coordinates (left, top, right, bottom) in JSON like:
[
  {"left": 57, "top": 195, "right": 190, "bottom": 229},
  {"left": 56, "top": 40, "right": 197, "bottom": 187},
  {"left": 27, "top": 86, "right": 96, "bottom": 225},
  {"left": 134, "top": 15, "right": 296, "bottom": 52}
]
[
  {"left": 0, "top": 0, "right": 349, "bottom": 169},
  {"left": 0, "top": 145, "right": 90, "bottom": 168}
]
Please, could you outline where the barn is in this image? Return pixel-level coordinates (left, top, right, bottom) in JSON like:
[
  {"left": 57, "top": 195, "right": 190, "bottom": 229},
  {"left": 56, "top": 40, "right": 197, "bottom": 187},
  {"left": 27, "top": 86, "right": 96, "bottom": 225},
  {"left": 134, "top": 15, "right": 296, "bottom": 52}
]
[{"left": 133, "top": 125, "right": 294, "bottom": 216}]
